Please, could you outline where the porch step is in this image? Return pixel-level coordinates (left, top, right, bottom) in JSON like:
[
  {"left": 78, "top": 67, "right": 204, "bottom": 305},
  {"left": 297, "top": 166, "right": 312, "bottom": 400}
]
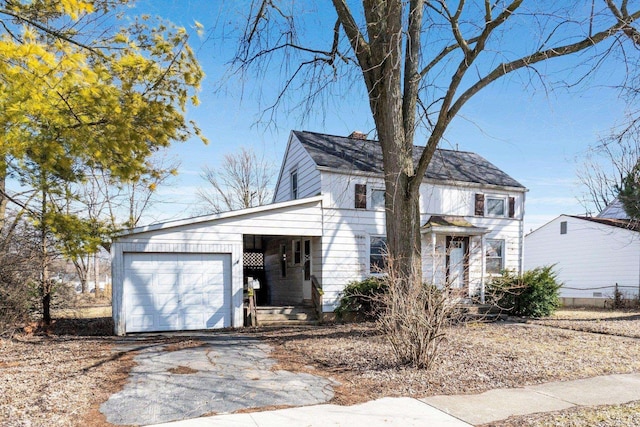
[{"left": 256, "top": 306, "right": 318, "bottom": 326}]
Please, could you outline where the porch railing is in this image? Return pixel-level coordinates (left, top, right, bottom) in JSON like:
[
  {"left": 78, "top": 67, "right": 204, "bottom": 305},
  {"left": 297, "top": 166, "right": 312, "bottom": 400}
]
[{"left": 311, "top": 275, "right": 323, "bottom": 322}]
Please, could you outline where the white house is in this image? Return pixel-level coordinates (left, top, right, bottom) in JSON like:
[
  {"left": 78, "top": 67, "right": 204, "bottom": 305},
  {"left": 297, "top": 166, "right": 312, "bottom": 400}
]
[
  {"left": 525, "top": 215, "right": 640, "bottom": 306},
  {"left": 111, "top": 130, "right": 527, "bottom": 334}
]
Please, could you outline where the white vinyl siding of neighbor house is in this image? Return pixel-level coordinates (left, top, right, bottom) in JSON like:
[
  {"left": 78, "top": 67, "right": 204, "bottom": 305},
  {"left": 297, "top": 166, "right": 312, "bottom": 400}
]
[
  {"left": 525, "top": 215, "right": 640, "bottom": 300},
  {"left": 273, "top": 135, "right": 321, "bottom": 203}
]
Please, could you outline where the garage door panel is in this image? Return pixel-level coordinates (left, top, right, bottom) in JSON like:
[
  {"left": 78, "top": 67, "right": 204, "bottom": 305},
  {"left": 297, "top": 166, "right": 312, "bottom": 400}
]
[
  {"left": 129, "top": 314, "right": 155, "bottom": 330},
  {"left": 156, "top": 276, "right": 180, "bottom": 294},
  {"left": 181, "top": 293, "right": 204, "bottom": 306},
  {"left": 125, "top": 273, "right": 155, "bottom": 294},
  {"left": 123, "top": 252, "right": 231, "bottom": 333}
]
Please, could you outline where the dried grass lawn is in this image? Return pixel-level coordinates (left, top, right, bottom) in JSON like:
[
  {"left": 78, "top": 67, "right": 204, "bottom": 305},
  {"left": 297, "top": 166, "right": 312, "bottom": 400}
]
[{"left": 2, "top": 309, "right": 640, "bottom": 426}]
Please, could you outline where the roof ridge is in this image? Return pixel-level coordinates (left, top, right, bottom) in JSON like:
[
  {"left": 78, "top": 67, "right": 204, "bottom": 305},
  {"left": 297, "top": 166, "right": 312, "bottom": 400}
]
[{"left": 294, "top": 130, "right": 480, "bottom": 155}]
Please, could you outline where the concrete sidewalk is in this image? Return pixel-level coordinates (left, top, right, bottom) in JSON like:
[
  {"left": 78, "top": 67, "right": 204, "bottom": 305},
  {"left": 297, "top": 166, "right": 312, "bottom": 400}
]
[
  {"left": 148, "top": 397, "right": 472, "bottom": 426},
  {"left": 148, "top": 373, "right": 640, "bottom": 427},
  {"left": 423, "top": 372, "right": 640, "bottom": 425}
]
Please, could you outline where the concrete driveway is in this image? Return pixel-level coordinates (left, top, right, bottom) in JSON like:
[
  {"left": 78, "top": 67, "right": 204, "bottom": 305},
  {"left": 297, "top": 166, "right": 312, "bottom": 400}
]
[{"left": 100, "top": 334, "right": 336, "bottom": 426}]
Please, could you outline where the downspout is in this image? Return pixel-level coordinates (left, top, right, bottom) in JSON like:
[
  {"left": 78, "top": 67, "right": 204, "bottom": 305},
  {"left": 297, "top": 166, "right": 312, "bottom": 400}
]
[
  {"left": 519, "top": 191, "right": 526, "bottom": 274},
  {"left": 480, "top": 234, "right": 486, "bottom": 304}
]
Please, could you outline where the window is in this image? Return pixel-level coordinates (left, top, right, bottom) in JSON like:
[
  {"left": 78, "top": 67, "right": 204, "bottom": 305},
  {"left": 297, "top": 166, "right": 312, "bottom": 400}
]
[
  {"left": 370, "top": 236, "right": 387, "bottom": 273},
  {"left": 355, "top": 184, "right": 367, "bottom": 209},
  {"left": 371, "top": 189, "right": 385, "bottom": 210},
  {"left": 560, "top": 221, "right": 567, "bottom": 235},
  {"left": 293, "top": 240, "right": 301, "bottom": 264},
  {"left": 290, "top": 169, "right": 298, "bottom": 199},
  {"left": 486, "top": 197, "right": 506, "bottom": 217},
  {"left": 280, "top": 243, "right": 287, "bottom": 277},
  {"left": 485, "top": 239, "right": 504, "bottom": 274}
]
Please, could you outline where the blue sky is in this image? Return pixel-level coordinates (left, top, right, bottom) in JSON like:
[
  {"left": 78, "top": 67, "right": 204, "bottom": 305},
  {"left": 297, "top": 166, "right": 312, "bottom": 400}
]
[{"left": 128, "top": 1, "right": 629, "bottom": 233}]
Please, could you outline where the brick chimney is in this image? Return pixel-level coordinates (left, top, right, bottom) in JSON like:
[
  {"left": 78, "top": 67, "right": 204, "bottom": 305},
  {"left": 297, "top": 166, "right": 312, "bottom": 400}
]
[{"left": 348, "top": 130, "right": 367, "bottom": 140}]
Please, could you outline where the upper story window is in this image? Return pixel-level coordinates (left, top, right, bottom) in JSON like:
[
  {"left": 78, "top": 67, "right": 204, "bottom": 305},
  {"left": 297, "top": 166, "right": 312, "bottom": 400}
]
[
  {"left": 486, "top": 197, "right": 506, "bottom": 217},
  {"left": 371, "top": 189, "right": 385, "bottom": 210},
  {"left": 290, "top": 169, "right": 298, "bottom": 199},
  {"left": 355, "top": 184, "right": 367, "bottom": 209},
  {"left": 475, "top": 193, "right": 516, "bottom": 218}
]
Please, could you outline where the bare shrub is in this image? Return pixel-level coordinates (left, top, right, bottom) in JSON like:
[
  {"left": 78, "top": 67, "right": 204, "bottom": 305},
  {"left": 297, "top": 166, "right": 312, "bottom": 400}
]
[
  {"left": 377, "top": 257, "right": 460, "bottom": 370},
  {"left": 0, "top": 215, "right": 41, "bottom": 336}
]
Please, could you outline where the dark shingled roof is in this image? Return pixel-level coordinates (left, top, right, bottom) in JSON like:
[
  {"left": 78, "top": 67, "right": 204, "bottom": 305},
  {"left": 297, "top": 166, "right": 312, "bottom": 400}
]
[
  {"left": 568, "top": 216, "right": 640, "bottom": 232},
  {"left": 293, "top": 130, "right": 525, "bottom": 188}
]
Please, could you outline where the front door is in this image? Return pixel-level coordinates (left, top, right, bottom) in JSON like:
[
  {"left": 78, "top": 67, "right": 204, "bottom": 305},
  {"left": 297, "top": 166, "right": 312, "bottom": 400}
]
[
  {"left": 302, "top": 239, "right": 312, "bottom": 300},
  {"left": 446, "top": 236, "right": 469, "bottom": 289}
]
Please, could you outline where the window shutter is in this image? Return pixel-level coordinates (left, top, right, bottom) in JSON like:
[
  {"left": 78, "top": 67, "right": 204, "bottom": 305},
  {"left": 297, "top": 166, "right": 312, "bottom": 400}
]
[
  {"left": 508, "top": 197, "right": 515, "bottom": 218},
  {"left": 474, "top": 193, "right": 485, "bottom": 216},
  {"left": 355, "top": 184, "right": 367, "bottom": 209}
]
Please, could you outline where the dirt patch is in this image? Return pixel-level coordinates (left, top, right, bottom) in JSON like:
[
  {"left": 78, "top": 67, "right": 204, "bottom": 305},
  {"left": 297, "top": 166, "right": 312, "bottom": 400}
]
[
  {"left": 258, "top": 320, "right": 640, "bottom": 405},
  {"left": 167, "top": 365, "right": 199, "bottom": 375},
  {"left": 4, "top": 310, "right": 640, "bottom": 426},
  {"left": 483, "top": 401, "right": 640, "bottom": 427},
  {"left": 164, "top": 339, "right": 206, "bottom": 352},
  {"left": 0, "top": 334, "right": 134, "bottom": 427},
  {"left": 527, "top": 308, "right": 640, "bottom": 338}
]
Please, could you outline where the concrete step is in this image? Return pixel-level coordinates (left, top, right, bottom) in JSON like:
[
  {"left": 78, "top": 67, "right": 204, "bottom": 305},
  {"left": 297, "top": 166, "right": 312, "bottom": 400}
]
[
  {"left": 256, "top": 306, "right": 318, "bottom": 326},
  {"left": 257, "top": 306, "right": 316, "bottom": 315},
  {"left": 257, "top": 319, "right": 320, "bottom": 327}
]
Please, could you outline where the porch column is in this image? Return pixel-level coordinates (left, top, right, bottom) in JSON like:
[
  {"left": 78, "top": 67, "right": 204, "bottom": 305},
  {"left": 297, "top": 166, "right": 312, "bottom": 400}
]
[{"left": 431, "top": 232, "right": 436, "bottom": 284}]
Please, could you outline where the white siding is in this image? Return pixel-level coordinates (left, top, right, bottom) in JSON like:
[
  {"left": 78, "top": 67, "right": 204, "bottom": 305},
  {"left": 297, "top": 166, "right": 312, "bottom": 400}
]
[
  {"left": 525, "top": 215, "right": 640, "bottom": 299},
  {"left": 420, "top": 183, "right": 525, "bottom": 219},
  {"left": 117, "top": 201, "right": 323, "bottom": 245},
  {"left": 316, "top": 171, "right": 525, "bottom": 309},
  {"left": 273, "top": 134, "right": 321, "bottom": 202},
  {"left": 112, "top": 198, "right": 324, "bottom": 334}
]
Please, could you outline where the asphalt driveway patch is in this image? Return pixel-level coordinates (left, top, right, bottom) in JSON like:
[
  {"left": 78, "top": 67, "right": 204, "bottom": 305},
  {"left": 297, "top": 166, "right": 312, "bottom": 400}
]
[{"left": 100, "top": 335, "right": 335, "bottom": 425}]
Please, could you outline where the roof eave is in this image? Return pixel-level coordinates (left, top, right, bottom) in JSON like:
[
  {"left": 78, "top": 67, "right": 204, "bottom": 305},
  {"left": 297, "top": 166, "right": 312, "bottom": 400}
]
[{"left": 316, "top": 166, "right": 527, "bottom": 192}]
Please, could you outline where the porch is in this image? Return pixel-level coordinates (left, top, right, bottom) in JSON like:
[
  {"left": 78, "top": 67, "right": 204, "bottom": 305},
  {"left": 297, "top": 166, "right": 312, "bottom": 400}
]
[
  {"left": 242, "top": 234, "right": 323, "bottom": 326},
  {"left": 421, "top": 215, "right": 490, "bottom": 302}
]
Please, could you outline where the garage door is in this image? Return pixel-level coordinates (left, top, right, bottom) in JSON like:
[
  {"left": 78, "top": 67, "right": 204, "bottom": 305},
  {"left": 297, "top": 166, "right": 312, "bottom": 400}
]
[{"left": 123, "top": 253, "right": 231, "bottom": 333}]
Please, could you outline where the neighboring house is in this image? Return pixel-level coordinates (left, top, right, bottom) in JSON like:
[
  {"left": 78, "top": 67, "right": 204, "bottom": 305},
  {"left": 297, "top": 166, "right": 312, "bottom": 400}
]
[
  {"left": 525, "top": 215, "right": 640, "bottom": 307},
  {"left": 111, "top": 130, "right": 527, "bottom": 334},
  {"left": 597, "top": 198, "right": 630, "bottom": 220}
]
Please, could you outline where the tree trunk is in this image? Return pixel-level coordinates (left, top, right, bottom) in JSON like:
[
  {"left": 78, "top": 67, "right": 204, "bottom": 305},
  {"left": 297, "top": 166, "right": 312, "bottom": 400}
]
[
  {"left": 41, "top": 186, "right": 51, "bottom": 325},
  {"left": 0, "top": 157, "right": 6, "bottom": 231},
  {"left": 360, "top": 0, "right": 423, "bottom": 290}
]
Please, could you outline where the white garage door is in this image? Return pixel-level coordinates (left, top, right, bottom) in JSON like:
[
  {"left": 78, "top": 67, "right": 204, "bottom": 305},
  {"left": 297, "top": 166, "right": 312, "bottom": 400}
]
[{"left": 123, "top": 253, "right": 232, "bottom": 333}]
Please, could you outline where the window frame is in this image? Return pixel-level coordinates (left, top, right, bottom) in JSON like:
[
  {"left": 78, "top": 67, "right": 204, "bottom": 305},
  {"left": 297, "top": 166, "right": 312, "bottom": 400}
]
[
  {"left": 485, "top": 239, "right": 504, "bottom": 275},
  {"left": 371, "top": 188, "right": 386, "bottom": 210},
  {"left": 369, "top": 236, "right": 388, "bottom": 273},
  {"left": 292, "top": 239, "right": 301, "bottom": 265},
  {"left": 485, "top": 196, "right": 507, "bottom": 217},
  {"left": 290, "top": 168, "right": 298, "bottom": 199}
]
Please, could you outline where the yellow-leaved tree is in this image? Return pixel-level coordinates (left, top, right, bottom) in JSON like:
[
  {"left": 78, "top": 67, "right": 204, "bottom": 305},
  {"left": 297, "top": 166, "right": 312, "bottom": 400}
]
[{"left": 0, "top": 0, "right": 205, "bottom": 324}]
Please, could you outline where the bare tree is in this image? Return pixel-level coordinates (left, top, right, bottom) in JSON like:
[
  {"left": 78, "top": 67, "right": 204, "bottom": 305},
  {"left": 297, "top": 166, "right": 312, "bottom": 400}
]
[
  {"left": 232, "top": 1, "right": 640, "bottom": 291},
  {"left": 197, "top": 147, "right": 273, "bottom": 213},
  {"left": 577, "top": 120, "right": 640, "bottom": 215}
]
